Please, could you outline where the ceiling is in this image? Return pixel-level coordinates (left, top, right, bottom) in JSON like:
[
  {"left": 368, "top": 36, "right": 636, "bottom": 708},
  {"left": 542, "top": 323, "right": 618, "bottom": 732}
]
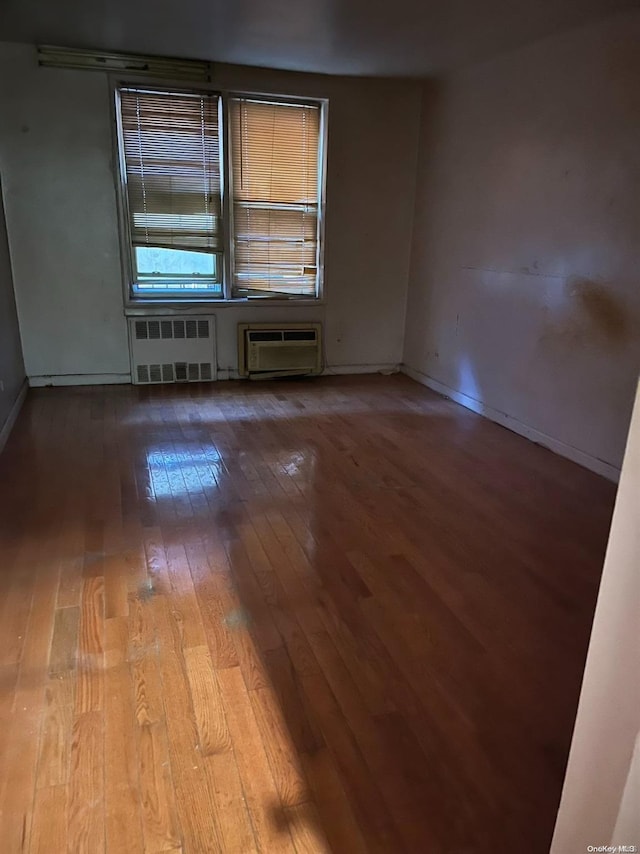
[{"left": 0, "top": 0, "right": 635, "bottom": 76}]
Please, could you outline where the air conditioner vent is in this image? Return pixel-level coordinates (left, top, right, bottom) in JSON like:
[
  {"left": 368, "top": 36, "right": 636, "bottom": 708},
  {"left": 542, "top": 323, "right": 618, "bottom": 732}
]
[
  {"left": 129, "top": 316, "right": 216, "bottom": 385},
  {"left": 283, "top": 330, "right": 316, "bottom": 342},
  {"left": 238, "top": 323, "right": 322, "bottom": 378},
  {"left": 248, "top": 331, "right": 283, "bottom": 342}
]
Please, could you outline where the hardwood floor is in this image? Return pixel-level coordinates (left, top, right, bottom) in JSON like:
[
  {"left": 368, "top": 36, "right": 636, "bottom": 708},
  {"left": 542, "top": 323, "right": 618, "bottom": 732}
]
[{"left": 0, "top": 375, "right": 616, "bottom": 853}]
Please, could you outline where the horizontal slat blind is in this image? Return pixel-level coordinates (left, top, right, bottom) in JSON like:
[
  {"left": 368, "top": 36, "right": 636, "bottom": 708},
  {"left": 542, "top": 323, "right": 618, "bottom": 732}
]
[
  {"left": 119, "top": 88, "right": 221, "bottom": 252},
  {"left": 230, "top": 98, "right": 320, "bottom": 297}
]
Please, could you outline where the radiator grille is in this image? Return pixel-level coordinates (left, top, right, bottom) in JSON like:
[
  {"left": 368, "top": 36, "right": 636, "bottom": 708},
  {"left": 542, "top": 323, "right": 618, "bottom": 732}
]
[
  {"left": 134, "top": 318, "right": 211, "bottom": 341},
  {"left": 130, "top": 316, "right": 216, "bottom": 385},
  {"left": 135, "top": 362, "right": 213, "bottom": 384}
]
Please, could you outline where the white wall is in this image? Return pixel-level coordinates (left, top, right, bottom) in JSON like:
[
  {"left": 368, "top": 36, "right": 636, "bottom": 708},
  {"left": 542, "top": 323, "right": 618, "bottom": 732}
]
[
  {"left": 403, "top": 11, "right": 640, "bottom": 476},
  {"left": 551, "top": 380, "right": 640, "bottom": 851},
  {"left": 0, "top": 43, "right": 421, "bottom": 383}
]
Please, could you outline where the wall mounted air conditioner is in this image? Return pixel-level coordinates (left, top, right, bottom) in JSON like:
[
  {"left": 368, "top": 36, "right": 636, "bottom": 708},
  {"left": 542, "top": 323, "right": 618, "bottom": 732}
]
[
  {"left": 238, "top": 323, "right": 323, "bottom": 379},
  {"left": 128, "top": 316, "right": 217, "bottom": 385}
]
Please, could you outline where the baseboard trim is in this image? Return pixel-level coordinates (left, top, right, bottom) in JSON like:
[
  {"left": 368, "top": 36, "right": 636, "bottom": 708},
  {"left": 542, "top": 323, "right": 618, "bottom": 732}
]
[
  {"left": 401, "top": 364, "right": 620, "bottom": 482},
  {"left": 216, "top": 369, "right": 240, "bottom": 381},
  {"left": 216, "top": 364, "right": 400, "bottom": 380},
  {"left": 29, "top": 373, "right": 131, "bottom": 387},
  {"left": 323, "top": 363, "right": 400, "bottom": 376},
  {"left": 0, "top": 379, "right": 28, "bottom": 454}
]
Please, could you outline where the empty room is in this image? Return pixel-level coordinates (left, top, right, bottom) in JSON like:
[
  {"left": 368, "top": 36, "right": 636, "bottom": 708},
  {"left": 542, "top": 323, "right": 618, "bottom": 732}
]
[{"left": 0, "top": 0, "right": 639, "bottom": 851}]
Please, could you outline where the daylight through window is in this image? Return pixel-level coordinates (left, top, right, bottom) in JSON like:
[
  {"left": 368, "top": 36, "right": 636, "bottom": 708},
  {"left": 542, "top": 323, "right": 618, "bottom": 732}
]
[{"left": 117, "top": 87, "right": 324, "bottom": 301}]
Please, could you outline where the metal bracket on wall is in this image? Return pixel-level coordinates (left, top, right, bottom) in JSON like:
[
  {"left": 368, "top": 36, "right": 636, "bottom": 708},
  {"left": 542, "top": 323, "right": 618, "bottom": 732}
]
[{"left": 37, "top": 45, "right": 212, "bottom": 82}]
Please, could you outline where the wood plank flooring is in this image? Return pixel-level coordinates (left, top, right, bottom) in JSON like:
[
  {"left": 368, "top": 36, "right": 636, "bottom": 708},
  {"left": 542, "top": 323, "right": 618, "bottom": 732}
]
[{"left": 0, "top": 375, "right": 616, "bottom": 853}]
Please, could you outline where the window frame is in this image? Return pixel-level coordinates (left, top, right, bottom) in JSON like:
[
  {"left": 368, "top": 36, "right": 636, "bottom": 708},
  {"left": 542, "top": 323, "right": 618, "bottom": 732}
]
[{"left": 112, "top": 79, "right": 328, "bottom": 311}]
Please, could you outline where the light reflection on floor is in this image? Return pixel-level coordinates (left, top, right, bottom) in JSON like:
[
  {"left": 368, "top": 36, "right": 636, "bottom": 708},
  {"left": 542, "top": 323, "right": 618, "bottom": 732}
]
[
  {"left": 145, "top": 446, "right": 224, "bottom": 498},
  {"left": 143, "top": 445, "right": 317, "bottom": 499}
]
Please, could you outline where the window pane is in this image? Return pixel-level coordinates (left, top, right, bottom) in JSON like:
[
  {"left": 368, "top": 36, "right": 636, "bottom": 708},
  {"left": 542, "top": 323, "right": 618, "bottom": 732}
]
[
  {"left": 117, "top": 87, "right": 223, "bottom": 301},
  {"left": 119, "top": 89, "right": 222, "bottom": 252},
  {"left": 230, "top": 98, "right": 321, "bottom": 298},
  {"left": 136, "top": 247, "right": 215, "bottom": 276},
  {"left": 134, "top": 247, "right": 221, "bottom": 294}
]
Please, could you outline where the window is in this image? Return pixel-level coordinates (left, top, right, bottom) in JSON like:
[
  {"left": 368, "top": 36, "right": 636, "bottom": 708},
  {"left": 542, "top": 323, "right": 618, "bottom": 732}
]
[
  {"left": 116, "top": 86, "right": 325, "bottom": 302},
  {"left": 118, "top": 88, "right": 223, "bottom": 297},
  {"left": 230, "top": 98, "right": 320, "bottom": 298}
]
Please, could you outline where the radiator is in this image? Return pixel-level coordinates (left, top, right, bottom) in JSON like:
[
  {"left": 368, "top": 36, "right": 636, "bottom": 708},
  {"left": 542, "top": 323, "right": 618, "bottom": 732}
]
[{"left": 128, "top": 316, "right": 217, "bottom": 385}]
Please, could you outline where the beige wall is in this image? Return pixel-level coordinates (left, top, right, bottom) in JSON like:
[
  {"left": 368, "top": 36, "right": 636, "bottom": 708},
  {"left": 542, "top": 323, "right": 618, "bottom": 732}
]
[
  {"left": 0, "top": 177, "right": 25, "bottom": 437},
  {"left": 403, "top": 11, "right": 640, "bottom": 476},
  {"left": 0, "top": 43, "right": 421, "bottom": 383},
  {"left": 551, "top": 380, "right": 640, "bottom": 851}
]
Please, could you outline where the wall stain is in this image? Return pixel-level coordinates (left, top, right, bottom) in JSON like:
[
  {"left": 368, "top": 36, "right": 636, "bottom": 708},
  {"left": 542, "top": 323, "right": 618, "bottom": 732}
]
[
  {"left": 541, "top": 277, "right": 633, "bottom": 349},
  {"left": 569, "top": 277, "right": 630, "bottom": 343}
]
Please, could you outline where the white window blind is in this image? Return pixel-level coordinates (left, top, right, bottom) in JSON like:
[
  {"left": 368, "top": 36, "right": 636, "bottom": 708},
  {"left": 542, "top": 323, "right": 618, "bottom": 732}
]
[
  {"left": 230, "top": 98, "right": 321, "bottom": 298},
  {"left": 119, "top": 88, "right": 221, "bottom": 253}
]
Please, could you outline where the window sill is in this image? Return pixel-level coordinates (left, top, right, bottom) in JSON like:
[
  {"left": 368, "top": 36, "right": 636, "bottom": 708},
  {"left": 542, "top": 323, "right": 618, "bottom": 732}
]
[{"left": 123, "top": 298, "right": 325, "bottom": 315}]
